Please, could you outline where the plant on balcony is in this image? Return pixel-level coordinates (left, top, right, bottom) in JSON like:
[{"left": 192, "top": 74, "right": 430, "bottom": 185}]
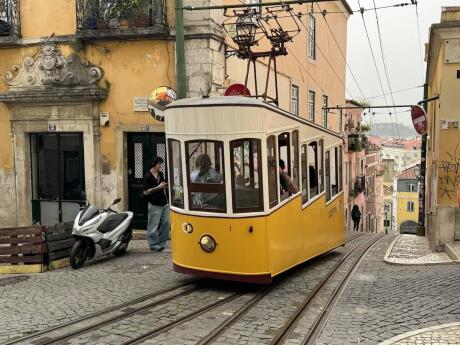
[
  {"left": 132, "top": 0, "right": 151, "bottom": 28},
  {"left": 348, "top": 133, "right": 363, "bottom": 152}
]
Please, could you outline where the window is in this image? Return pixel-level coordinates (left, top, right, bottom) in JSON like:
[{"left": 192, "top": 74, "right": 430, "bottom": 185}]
[
  {"left": 291, "top": 85, "right": 299, "bottom": 116},
  {"left": 331, "top": 147, "right": 338, "bottom": 196},
  {"left": 168, "top": 139, "right": 184, "bottom": 208},
  {"left": 407, "top": 201, "right": 415, "bottom": 212},
  {"left": 301, "top": 144, "right": 308, "bottom": 204},
  {"left": 231, "top": 139, "right": 263, "bottom": 212},
  {"left": 325, "top": 150, "right": 331, "bottom": 201},
  {"left": 267, "top": 135, "right": 278, "bottom": 208},
  {"left": 291, "top": 130, "right": 299, "bottom": 190},
  {"left": 322, "top": 95, "right": 328, "bottom": 128},
  {"left": 339, "top": 109, "right": 343, "bottom": 133},
  {"left": 409, "top": 183, "right": 415, "bottom": 192},
  {"left": 308, "top": 90, "right": 315, "bottom": 122},
  {"left": 308, "top": 141, "right": 319, "bottom": 199},
  {"left": 186, "top": 141, "right": 225, "bottom": 212},
  {"left": 308, "top": 14, "right": 316, "bottom": 59},
  {"left": 279, "top": 132, "right": 291, "bottom": 201},
  {"left": 318, "top": 139, "right": 324, "bottom": 193},
  {"left": 338, "top": 146, "right": 343, "bottom": 192}
]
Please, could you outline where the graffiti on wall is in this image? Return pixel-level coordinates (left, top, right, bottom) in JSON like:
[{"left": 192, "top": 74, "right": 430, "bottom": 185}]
[{"left": 438, "top": 144, "right": 460, "bottom": 200}]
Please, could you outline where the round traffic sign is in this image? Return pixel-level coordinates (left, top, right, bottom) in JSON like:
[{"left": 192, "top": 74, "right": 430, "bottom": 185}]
[{"left": 411, "top": 105, "right": 427, "bottom": 135}]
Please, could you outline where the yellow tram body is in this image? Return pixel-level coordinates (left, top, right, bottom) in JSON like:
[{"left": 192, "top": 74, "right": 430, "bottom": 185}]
[{"left": 165, "top": 97, "right": 345, "bottom": 283}]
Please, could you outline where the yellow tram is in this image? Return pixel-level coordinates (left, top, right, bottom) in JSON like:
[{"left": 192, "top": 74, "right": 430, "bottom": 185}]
[{"left": 165, "top": 96, "right": 344, "bottom": 283}]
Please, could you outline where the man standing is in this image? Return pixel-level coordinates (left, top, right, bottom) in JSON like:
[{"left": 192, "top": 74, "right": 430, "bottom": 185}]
[{"left": 143, "top": 156, "right": 169, "bottom": 252}]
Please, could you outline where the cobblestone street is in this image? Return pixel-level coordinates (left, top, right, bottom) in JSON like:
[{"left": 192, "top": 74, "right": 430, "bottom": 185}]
[{"left": 0, "top": 234, "right": 459, "bottom": 345}]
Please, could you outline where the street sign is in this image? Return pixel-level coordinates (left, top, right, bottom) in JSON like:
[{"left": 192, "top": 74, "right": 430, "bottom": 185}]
[
  {"left": 224, "top": 83, "right": 251, "bottom": 96},
  {"left": 411, "top": 105, "right": 427, "bottom": 135}
]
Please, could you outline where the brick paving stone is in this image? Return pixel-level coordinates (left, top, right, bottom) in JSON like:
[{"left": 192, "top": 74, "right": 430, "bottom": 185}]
[
  {"left": 386, "top": 235, "right": 452, "bottom": 264},
  {"left": 315, "top": 237, "right": 460, "bottom": 345},
  {"left": 380, "top": 323, "right": 460, "bottom": 345}
]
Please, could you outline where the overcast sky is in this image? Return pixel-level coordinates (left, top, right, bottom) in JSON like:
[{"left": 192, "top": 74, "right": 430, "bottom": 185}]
[{"left": 345, "top": 0, "right": 457, "bottom": 127}]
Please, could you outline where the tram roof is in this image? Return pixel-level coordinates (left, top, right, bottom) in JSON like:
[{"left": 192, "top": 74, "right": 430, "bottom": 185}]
[{"left": 166, "top": 96, "right": 342, "bottom": 139}]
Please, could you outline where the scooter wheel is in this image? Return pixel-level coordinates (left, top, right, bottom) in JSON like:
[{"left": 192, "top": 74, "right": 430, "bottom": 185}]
[
  {"left": 70, "top": 239, "right": 88, "bottom": 269},
  {"left": 114, "top": 240, "right": 130, "bottom": 257}
]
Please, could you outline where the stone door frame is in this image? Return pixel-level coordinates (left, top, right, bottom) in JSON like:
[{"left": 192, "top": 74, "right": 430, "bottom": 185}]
[{"left": 10, "top": 103, "right": 101, "bottom": 227}]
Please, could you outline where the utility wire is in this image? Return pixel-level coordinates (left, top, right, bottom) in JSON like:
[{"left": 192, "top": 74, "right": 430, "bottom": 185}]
[
  {"left": 297, "top": 14, "right": 355, "bottom": 99},
  {"left": 372, "top": 0, "right": 401, "bottom": 140},
  {"left": 356, "top": 0, "right": 396, "bottom": 140},
  {"left": 366, "top": 84, "right": 424, "bottom": 100},
  {"left": 414, "top": 1, "right": 425, "bottom": 83},
  {"left": 315, "top": 2, "right": 367, "bottom": 101}
]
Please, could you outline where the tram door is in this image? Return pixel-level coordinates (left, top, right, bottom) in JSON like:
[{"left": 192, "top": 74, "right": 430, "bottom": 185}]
[{"left": 127, "top": 133, "right": 166, "bottom": 229}]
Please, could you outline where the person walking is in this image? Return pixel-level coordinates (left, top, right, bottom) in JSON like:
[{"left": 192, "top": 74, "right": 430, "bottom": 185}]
[
  {"left": 143, "top": 156, "right": 169, "bottom": 252},
  {"left": 351, "top": 205, "right": 361, "bottom": 232}
]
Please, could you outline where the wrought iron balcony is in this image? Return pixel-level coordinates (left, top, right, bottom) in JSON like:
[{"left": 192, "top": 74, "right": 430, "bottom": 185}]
[
  {"left": 76, "top": 0, "right": 168, "bottom": 39},
  {"left": 349, "top": 175, "right": 366, "bottom": 197},
  {"left": 0, "top": 0, "right": 20, "bottom": 39}
]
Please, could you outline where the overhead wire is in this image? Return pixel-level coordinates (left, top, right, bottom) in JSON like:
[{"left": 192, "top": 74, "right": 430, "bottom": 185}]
[
  {"left": 356, "top": 0, "right": 397, "bottom": 140},
  {"left": 414, "top": 1, "right": 425, "bottom": 83},
  {"left": 371, "top": 0, "right": 401, "bottom": 140},
  {"left": 366, "top": 84, "right": 424, "bottom": 100},
  {"left": 315, "top": 2, "right": 367, "bottom": 101}
]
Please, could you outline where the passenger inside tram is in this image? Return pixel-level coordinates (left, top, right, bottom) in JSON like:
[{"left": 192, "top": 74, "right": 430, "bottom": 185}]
[{"left": 279, "top": 159, "right": 299, "bottom": 195}]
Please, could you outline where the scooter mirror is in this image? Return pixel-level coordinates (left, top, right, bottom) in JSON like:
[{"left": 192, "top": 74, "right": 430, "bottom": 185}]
[{"left": 112, "top": 198, "right": 121, "bottom": 205}]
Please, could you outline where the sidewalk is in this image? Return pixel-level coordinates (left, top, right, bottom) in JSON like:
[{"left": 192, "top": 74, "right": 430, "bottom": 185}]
[
  {"left": 380, "top": 323, "right": 460, "bottom": 345},
  {"left": 384, "top": 234, "right": 454, "bottom": 265}
]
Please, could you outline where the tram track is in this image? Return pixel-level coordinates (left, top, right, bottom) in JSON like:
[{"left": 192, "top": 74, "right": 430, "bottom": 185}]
[{"left": 269, "top": 233, "right": 384, "bottom": 345}]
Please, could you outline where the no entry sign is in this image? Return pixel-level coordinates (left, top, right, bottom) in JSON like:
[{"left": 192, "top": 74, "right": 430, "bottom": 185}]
[{"left": 411, "top": 105, "right": 427, "bottom": 135}]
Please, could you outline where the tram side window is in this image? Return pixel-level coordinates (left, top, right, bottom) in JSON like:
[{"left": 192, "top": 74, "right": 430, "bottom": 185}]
[
  {"left": 325, "top": 150, "right": 331, "bottom": 202},
  {"left": 292, "top": 130, "right": 299, "bottom": 190},
  {"left": 168, "top": 139, "right": 184, "bottom": 208},
  {"left": 338, "top": 146, "right": 343, "bottom": 192},
  {"left": 279, "top": 132, "right": 295, "bottom": 201},
  {"left": 318, "top": 139, "right": 324, "bottom": 193},
  {"left": 331, "top": 147, "right": 338, "bottom": 196},
  {"left": 231, "top": 139, "right": 263, "bottom": 212},
  {"left": 308, "top": 141, "right": 319, "bottom": 199},
  {"left": 267, "top": 135, "right": 278, "bottom": 208},
  {"left": 301, "top": 144, "right": 308, "bottom": 204},
  {"left": 186, "top": 141, "right": 225, "bottom": 212}
]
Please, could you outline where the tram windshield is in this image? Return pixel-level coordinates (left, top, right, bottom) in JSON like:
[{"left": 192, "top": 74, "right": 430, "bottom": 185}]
[{"left": 186, "top": 141, "right": 226, "bottom": 212}]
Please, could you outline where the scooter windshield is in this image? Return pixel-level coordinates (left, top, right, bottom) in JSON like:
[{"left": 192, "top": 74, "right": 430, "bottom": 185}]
[{"left": 78, "top": 205, "right": 99, "bottom": 226}]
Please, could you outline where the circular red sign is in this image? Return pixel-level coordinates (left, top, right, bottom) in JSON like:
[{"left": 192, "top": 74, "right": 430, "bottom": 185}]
[
  {"left": 411, "top": 105, "right": 427, "bottom": 135},
  {"left": 224, "top": 83, "right": 251, "bottom": 96}
]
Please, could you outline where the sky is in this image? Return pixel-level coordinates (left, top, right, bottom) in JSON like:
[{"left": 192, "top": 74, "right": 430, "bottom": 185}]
[{"left": 345, "top": 0, "right": 458, "bottom": 127}]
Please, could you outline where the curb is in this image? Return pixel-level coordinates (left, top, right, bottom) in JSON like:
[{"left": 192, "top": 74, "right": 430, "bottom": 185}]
[
  {"left": 383, "top": 235, "right": 458, "bottom": 266},
  {"left": 379, "top": 322, "right": 460, "bottom": 345}
]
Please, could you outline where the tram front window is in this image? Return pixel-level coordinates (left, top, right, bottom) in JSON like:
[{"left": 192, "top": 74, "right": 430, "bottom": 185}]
[
  {"left": 231, "top": 139, "right": 263, "bottom": 212},
  {"left": 186, "top": 141, "right": 226, "bottom": 212}
]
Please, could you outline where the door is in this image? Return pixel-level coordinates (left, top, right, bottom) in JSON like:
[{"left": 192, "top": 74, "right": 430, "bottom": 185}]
[
  {"left": 127, "top": 133, "right": 167, "bottom": 229},
  {"left": 30, "top": 133, "right": 85, "bottom": 226}
]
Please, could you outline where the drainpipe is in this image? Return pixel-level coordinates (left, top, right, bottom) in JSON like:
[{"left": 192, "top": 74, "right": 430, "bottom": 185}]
[{"left": 175, "top": 0, "right": 187, "bottom": 98}]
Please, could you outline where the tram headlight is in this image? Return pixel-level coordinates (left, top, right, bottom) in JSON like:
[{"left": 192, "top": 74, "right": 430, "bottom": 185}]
[{"left": 199, "top": 235, "right": 217, "bottom": 253}]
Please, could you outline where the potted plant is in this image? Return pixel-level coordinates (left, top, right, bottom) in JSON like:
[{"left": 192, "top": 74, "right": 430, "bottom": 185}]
[
  {"left": 132, "top": 0, "right": 151, "bottom": 28},
  {"left": 111, "top": 0, "right": 135, "bottom": 29}
]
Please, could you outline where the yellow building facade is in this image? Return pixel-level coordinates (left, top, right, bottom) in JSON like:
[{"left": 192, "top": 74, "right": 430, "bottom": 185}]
[
  {"left": 0, "top": 0, "right": 350, "bottom": 228},
  {"left": 393, "top": 166, "right": 419, "bottom": 234},
  {"left": 425, "top": 6, "right": 460, "bottom": 248}
]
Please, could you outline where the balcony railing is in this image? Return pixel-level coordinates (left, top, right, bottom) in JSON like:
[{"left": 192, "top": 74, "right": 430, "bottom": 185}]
[
  {"left": 0, "top": 0, "right": 20, "bottom": 39},
  {"left": 349, "top": 175, "right": 366, "bottom": 197},
  {"left": 76, "top": 0, "right": 168, "bottom": 38}
]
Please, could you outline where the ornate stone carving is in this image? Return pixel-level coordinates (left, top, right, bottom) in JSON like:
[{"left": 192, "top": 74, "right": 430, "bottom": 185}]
[{"left": 4, "top": 43, "right": 103, "bottom": 90}]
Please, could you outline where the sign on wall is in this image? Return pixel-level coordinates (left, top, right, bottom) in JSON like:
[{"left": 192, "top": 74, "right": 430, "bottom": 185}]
[
  {"left": 133, "top": 96, "right": 149, "bottom": 112},
  {"left": 410, "top": 105, "right": 427, "bottom": 135}
]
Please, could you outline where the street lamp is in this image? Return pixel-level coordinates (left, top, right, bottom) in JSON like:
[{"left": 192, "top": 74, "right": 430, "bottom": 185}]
[{"left": 233, "top": 11, "right": 259, "bottom": 48}]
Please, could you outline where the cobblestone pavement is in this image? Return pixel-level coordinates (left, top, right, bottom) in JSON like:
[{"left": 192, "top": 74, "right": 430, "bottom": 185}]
[
  {"left": 0, "top": 241, "right": 189, "bottom": 343},
  {"left": 380, "top": 323, "right": 460, "bottom": 345},
  {"left": 316, "top": 236, "right": 460, "bottom": 345},
  {"left": 386, "top": 235, "right": 452, "bottom": 264}
]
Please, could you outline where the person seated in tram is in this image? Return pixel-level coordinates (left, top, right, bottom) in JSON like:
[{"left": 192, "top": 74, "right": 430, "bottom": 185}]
[
  {"left": 279, "top": 159, "right": 299, "bottom": 195},
  {"left": 190, "top": 153, "right": 224, "bottom": 209}
]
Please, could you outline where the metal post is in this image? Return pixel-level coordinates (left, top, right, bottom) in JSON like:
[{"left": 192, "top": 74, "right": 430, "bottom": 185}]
[
  {"left": 175, "top": 0, "right": 187, "bottom": 98},
  {"left": 416, "top": 83, "right": 429, "bottom": 236}
]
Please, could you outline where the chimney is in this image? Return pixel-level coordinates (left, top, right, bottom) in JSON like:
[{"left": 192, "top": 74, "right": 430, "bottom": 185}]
[{"left": 441, "top": 7, "right": 460, "bottom": 22}]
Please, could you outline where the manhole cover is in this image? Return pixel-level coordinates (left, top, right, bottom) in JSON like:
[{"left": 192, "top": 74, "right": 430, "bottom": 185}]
[
  {"left": 0, "top": 275, "right": 29, "bottom": 287},
  {"left": 110, "top": 264, "right": 164, "bottom": 273}
]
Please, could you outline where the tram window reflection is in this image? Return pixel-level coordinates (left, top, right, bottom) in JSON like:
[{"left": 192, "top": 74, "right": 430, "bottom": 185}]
[
  {"left": 308, "top": 141, "right": 319, "bottom": 198},
  {"left": 325, "top": 150, "right": 331, "bottom": 202},
  {"left": 301, "top": 144, "right": 308, "bottom": 204},
  {"left": 267, "top": 135, "right": 278, "bottom": 208},
  {"left": 187, "top": 141, "right": 225, "bottom": 212},
  {"left": 231, "top": 139, "right": 263, "bottom": 212},
  {"left": 168, "top": 139, "right": 184, "bottom": 208},
  {"left": 331, "top": 147, "right": 338, "bottom": 196}
]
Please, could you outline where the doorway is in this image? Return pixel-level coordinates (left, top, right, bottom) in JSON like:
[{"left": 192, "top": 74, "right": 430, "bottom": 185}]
[
  {"left": 30, "top": 133, "right": 85, "bottom": 226},
  {"left": 127, "top": 132, "right": 166, "bottom": 229}
]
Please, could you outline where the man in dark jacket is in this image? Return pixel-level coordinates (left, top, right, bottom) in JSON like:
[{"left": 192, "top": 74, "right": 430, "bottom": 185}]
[
  {"left": 143, "top": 156, "right": 169, "bottom": 252},
  {"left": 351, "top": 205, "right": 361, "bottom": 231}
]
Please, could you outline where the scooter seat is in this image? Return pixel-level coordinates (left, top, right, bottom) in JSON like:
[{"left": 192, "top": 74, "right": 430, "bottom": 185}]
[{"left": 98, "top": 213, "right": 129, "bottom": 234}]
